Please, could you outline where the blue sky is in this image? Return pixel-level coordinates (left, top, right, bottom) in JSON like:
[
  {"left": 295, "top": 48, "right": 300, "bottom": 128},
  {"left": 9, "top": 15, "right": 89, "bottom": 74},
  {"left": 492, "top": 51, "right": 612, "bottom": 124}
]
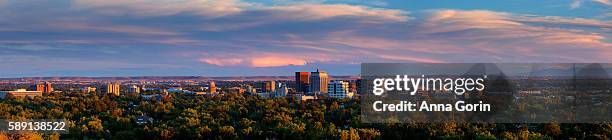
[{"left": 0, "top": 0, "right": 610, "bottom": 77}]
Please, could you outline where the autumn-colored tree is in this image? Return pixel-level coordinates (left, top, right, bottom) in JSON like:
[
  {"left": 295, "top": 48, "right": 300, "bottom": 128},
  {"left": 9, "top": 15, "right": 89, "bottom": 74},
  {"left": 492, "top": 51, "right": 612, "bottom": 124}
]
[
  {"left": 219, "top": 126, "right": 236, "bottom": 137},
  {"left": 543, "top": 122, "right": 561, "bottom": 137},
  {"left": 17, "top": 132, "right": 44, "bottom": 140},
  {"left": 0, "top": 91, "right": 609, "bottom": 139},
  {"left": 0, "top": 133, "right": 9, "bottom": 140}
]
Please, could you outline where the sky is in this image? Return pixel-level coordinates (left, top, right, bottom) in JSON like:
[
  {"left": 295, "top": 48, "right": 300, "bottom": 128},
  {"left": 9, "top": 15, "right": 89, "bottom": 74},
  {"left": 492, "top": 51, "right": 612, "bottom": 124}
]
[{"left": 0, "top": 0, "right": 610, "bottom": 77}]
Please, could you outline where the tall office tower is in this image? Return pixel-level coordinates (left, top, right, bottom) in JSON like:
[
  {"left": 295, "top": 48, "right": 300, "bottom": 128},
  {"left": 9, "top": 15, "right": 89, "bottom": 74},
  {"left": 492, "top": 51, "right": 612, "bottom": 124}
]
[
  {"left": 295, "top": 72, "right": 311, "bottom": 93},
  {"left": 128, "top": 85, "right": 141, "bottom": 94},
  {"left": 310, "top": 69, "right": 329, "bottom": 93},
  {"left": 107, "top": 82, "right": 121, "bottom": 96},
  {"left": 209, "top": 81, "right": 216, "bottom": 93},
  {"left": 261, "top": 81, "right": 276, "bottom": 93}
]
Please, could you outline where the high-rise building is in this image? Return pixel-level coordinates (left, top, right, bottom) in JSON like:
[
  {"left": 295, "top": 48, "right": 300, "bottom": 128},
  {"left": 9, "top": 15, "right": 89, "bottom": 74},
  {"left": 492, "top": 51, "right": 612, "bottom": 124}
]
[
  {"left": 295, "top": 72, "right": 311, "bottom": 93},
  {"left": 310, "top": 69, "right": 329, "bottom": 93},
  {"left": 262, "top": 81, "right": 275, "bottom": 93},
  {"left": 128, "top": 85, "right": 140, "bottom": 94},
  {"left": 35, "top": 82, "right": 53, "bottom": 94},
  {"left": 106, "top": 82, "right": 121, "bottom": 96},
  {"left": 114, "top": 83, "right": 120, "bottom": 96},
  {"left": 327, "top": 80, "right": 353, "bottom": 99},
  {"left": 209, "top": 81, "right": 216, "bottom": 93},
  {"left": 106, "top": 84, "right": 112, "bottom": 94}
]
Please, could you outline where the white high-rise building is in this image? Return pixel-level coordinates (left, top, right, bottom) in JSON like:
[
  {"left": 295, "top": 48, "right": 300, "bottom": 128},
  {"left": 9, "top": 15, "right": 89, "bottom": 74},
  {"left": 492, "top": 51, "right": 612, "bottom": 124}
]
[{"left": 327, "top": 80, "right": 354, "bottom": 99}]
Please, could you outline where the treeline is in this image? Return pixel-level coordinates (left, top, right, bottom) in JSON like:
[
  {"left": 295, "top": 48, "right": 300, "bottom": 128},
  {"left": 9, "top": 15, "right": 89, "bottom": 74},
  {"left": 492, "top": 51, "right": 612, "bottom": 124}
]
[{"left": 0, "top": 93, "right": 610, "bottom": 139}]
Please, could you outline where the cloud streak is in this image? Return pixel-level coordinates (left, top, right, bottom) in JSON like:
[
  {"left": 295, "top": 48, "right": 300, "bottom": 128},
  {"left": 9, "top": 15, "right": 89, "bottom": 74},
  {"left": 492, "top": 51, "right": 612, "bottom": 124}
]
[
  {"left": 265, "top": 4, "right": 408, "bottom": 22},
  {"left": 0, "top": 0, "right": 610, "bottom": 77},
  {"left": 570, "top": 0, "right": 611, "bottom": 9},
  {"left": 72, "top": 0, "right": 250, "bottom": 17}
]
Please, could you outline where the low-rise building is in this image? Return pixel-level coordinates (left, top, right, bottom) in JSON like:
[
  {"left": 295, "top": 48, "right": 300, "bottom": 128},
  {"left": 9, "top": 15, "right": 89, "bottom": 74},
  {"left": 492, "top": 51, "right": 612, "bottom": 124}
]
[
  {"left": 289, "top": 94, "right": 316, "bottom": 101},
  {"left": 128, "top": 85, "right": 141, "bottom": 94},
  {"left": 0, "top": 89, "right": 43, "bottom": 99},
  {"left": 81, "top": 87, "right": 96, "bottom": 93},
  {"left": 228, "top": 87, "right": 245, "bottom": 94},
  {"left": 136, "top": 114, "right": 153, "bottom": 125},
  {"left": 141, "top": 94, "right": 163, "bottom": 101}
]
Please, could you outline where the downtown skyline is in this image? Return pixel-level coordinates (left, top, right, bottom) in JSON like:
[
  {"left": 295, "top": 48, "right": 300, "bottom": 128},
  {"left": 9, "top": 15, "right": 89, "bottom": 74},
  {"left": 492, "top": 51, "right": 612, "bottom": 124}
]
[{"left": 0, "top": 0, "right": 610, "bottom": 77}]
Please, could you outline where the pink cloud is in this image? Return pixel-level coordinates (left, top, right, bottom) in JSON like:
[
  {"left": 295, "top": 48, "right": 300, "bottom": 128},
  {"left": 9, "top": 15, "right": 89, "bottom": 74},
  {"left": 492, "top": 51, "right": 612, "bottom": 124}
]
[
  {"left": 72, "top": 0, "right": 249, "bottom": 17},
  {"left": 423, "top": 10, "right": 610, "bottom": 46},
  {"left": 71, "top": 0, "right": 409, "bottom": 23},
  {"left": 250, "top": 56, "right": 307, "bottom": 67},
  {"left": 199, "top": 53, "right": 318, "bottom": 67},
  {"left": 377, "top": 55, "right": 444, "bottom": 63},
  {"left": 199, "top": 58, "right": 244, "bottom": 66},
  {"left": 266, "top": 4, "right": 409, "bottom": 22},
  {"left": 5, "top": 0, "right": 612, "bottom": 68},
  {"left": 195, "top": 8, "right": 609, "bottom": 66},
  {"left": 414, "top": 10, "right": 611, "bottom": 62}
]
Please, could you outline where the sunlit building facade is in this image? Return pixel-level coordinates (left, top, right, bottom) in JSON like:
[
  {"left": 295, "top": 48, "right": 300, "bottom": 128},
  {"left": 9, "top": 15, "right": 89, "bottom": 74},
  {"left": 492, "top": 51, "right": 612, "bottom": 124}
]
[
  {"left": 0, "top": 89, "right": 43, "bottom": 99},
  {"left": 209, "top": 81, "right": 216, "bottom": 94},
  {"left": 261, "top": 81, "right": 275, "bottom": 93},
  {"left": 295, "top": 72, "right": 311, "bottom": 93},
  {"left": 128, "top": 85, "right": 141, "bottom": 94},
  {"left": 107, "top": 82, "right": 121, "bottom": 96},
  {"left": 310, "top": 69, "right": 329, "bottom": 94},
  {"left": 327, "top": 80, "right": 353, "bottom": 99},
  {"left": 82, "top": 87, "right": 96, "bottom": 93},
  {"left": 36, "top": 82, "right": 53, "bottom": 94}
]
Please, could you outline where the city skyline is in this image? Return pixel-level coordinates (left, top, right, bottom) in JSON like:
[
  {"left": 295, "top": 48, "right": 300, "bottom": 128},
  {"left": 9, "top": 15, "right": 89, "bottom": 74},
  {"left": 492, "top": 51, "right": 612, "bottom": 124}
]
[{"left": 0, "top": 0, "right": 610, "bottom": 77}]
